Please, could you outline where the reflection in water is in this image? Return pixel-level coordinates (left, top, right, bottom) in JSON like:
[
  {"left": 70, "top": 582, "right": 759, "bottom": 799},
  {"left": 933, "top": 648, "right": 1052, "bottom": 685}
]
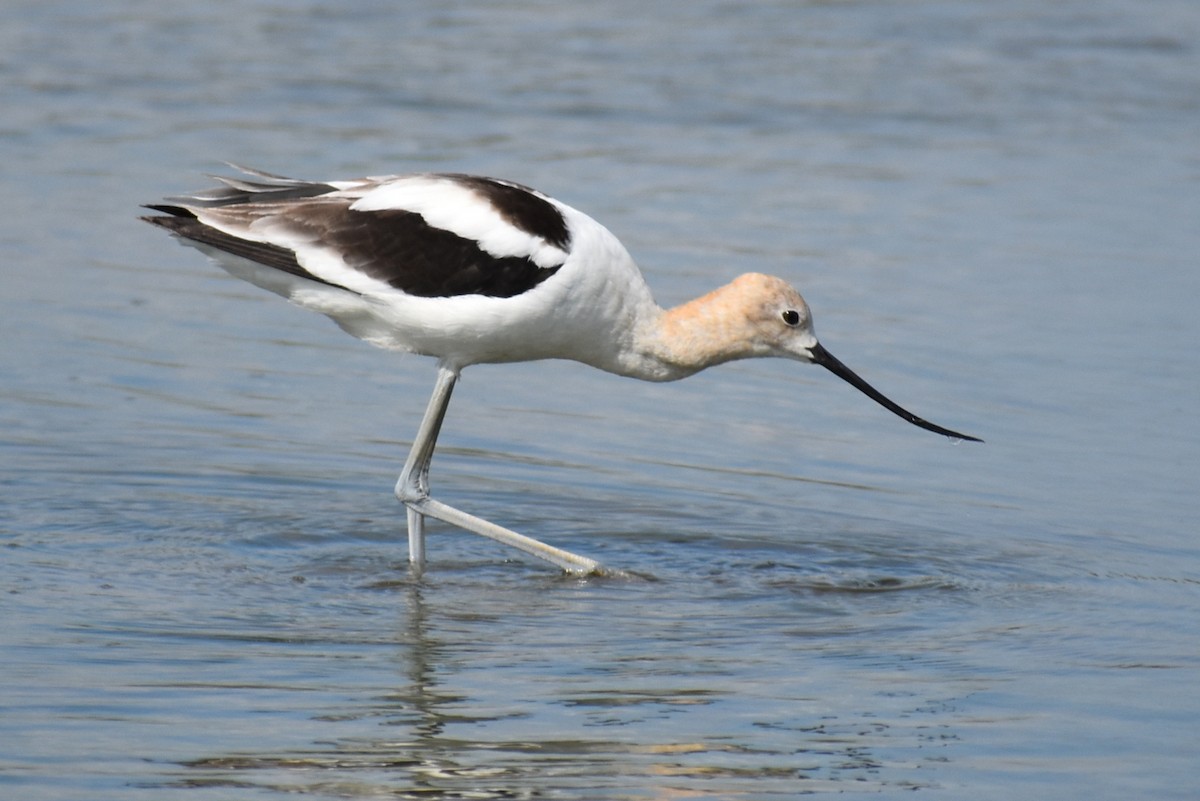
[
  {"left": 8, "top": 0, "right": 1197, "bottom": 797},
  {"left": 175, "top": 572, "right": 962, "bottom": 797}
]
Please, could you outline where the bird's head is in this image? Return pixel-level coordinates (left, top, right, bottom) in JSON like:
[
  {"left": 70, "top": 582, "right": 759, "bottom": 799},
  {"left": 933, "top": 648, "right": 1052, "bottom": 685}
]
[{"left": 727, "top": 273, "right": 982, "bottom": 443}]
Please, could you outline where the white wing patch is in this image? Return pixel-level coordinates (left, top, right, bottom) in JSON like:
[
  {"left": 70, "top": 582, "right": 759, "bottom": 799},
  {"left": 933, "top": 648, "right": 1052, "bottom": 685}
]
[{"left": 350, "top": 176, "right": 570, "bottom": 269}]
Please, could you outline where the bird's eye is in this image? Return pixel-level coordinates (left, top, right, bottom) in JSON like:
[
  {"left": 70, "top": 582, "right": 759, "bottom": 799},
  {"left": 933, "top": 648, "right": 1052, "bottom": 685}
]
[{"left": 781, "top": 309, "right": 801, "bottom": 326}]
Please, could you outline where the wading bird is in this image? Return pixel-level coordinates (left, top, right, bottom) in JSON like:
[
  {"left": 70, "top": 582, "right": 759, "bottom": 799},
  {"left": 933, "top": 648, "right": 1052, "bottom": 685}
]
[{"left": 144, "top": 165, "right": 980, "bottom": 575}]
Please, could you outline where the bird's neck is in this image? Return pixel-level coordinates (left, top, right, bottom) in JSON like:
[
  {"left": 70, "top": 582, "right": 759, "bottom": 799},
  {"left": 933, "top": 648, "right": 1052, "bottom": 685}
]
[{"left": 626, "top": 282, "right": 760, "bottom": 381}]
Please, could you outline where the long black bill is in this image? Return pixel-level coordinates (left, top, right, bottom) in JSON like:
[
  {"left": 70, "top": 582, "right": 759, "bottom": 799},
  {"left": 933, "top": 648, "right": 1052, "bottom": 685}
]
[{"left": 809, "top": 343, "right": 982, "bottom": 443}]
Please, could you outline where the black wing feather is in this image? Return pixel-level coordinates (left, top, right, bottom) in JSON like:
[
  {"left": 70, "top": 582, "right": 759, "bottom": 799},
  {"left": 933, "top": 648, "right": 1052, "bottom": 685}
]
[
  {"left": 142, "top": 206, "right": 344, "bottom": 290},
  {"left": 144, "top": 170, "right": 569, "bottom": 299},
  {"left": 280, "top": 203, "right": 562, "bottom": 298}
]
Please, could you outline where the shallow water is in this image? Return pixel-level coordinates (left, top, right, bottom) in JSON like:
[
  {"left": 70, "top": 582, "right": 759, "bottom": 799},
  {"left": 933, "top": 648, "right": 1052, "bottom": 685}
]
[{"left": 3, "top": 1, "right": 1199, "bottom": 799}]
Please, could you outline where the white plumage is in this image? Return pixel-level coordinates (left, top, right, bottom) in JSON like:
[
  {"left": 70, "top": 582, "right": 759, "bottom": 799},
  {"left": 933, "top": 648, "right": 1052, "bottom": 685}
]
[
  {"left": 350, "top": 176, "right": 572, "bottom": 268},
  {"left": 144, "top": 165, "right": 980, "bottom": 575}
]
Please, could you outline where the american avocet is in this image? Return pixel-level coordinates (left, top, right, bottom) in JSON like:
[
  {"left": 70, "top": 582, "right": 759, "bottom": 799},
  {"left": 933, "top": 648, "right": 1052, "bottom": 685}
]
[{"left": 143, "top": 165, "right": 981, "bottom": 576}]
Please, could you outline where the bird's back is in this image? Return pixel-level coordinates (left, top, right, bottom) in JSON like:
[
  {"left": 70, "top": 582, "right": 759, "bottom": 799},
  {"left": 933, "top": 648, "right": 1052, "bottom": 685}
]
[{"left": 144, "top": 166, "right": 661, "bottom": 373}]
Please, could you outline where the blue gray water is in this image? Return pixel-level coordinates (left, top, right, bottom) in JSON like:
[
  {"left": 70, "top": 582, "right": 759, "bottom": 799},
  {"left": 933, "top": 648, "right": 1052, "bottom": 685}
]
[{"left": 2, "top": 1, "right": 1198, "bottom": 798}]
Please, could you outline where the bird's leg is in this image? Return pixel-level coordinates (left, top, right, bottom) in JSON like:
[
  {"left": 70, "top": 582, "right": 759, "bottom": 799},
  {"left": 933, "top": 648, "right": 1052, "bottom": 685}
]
[
  {"left": 395, "top": 364, "right": 611, "bottom": 576},
  {"left": 396, "top": 364, "right": 458, "bottom": 573}
]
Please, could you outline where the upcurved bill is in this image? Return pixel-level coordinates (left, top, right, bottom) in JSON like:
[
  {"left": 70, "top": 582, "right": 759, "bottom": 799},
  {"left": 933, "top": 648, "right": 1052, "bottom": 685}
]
[{"left": 809, "top": 343, "right": 983, "bottom": 443}]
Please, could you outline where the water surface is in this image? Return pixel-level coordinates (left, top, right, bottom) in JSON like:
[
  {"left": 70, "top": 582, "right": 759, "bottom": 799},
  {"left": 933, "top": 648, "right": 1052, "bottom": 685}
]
[{"left": 2, "top": 1, "right": 1198, "bottom": 799}]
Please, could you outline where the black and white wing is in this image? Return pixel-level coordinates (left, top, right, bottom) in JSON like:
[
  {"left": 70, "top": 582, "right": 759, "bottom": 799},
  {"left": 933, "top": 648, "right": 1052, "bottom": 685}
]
[{"left": 143, "top": 166, "right": 574, "bottom": 299}]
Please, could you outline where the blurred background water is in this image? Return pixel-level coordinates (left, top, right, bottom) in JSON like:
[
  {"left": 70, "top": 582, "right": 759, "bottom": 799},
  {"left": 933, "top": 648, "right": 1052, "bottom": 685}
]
[{"left": 2, "top": 1, "right": 1198, "bottom": 799}]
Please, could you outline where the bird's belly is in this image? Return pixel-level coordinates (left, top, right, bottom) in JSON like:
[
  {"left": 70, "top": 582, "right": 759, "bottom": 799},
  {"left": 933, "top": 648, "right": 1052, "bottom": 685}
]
[{"left": 310, "top": 286, "right": 623, "bottom": 371}]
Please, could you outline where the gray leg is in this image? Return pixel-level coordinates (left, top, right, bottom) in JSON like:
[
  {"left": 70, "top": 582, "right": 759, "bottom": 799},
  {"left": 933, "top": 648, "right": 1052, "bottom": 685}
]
[
  {"left": 395, "top": 365, "right": 456, "bottom": 573},
  {"left": 395, "top": 364, "right": 609, "bottom": 576}
]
